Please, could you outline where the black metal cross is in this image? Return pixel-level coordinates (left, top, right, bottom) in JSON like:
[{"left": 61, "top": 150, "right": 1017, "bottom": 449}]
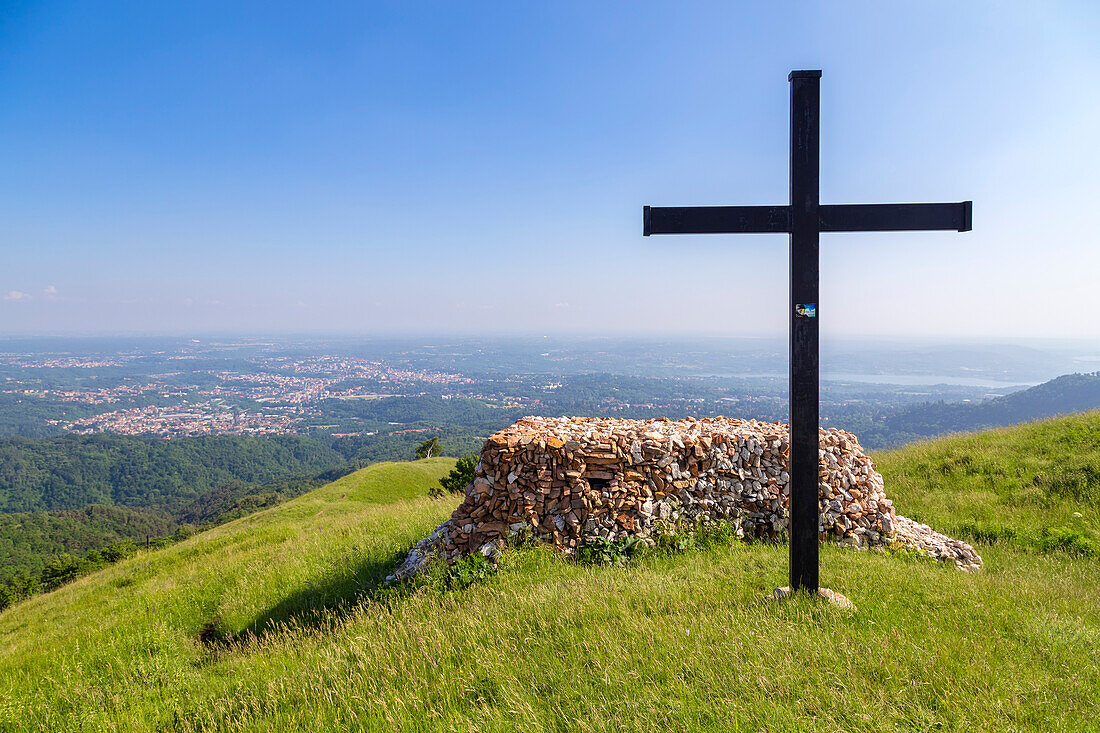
[{"left": 643, "top": 70, "right": 971, "bottom": 593}]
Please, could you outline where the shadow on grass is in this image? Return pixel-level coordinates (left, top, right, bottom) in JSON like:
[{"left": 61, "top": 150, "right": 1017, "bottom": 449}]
[
  {"left": 199, "top": 531, "right": 802, "bottom": 653},
  {"left": 199, "top": 548, "right": 417, "bottom": 652}
]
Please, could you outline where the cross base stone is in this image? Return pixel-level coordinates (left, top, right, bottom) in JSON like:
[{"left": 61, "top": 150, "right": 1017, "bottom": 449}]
[{"left": 772, "top": 586, "right": 856, "bottom": 611}]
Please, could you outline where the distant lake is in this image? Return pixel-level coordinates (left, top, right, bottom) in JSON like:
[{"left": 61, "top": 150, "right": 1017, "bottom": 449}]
[{"left": 703, "top": 372, "right": 1038, "bottom": 389}]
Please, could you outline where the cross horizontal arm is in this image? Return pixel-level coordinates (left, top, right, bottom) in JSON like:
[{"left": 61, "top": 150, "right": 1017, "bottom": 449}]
[
  {"left": 643, "top": 205, "right": 790, "bottom": 236},
  {"left": 819, "top": 202, "right": 971, "bottom": 232},
  {"left": 644, "top": 201, "right": 971, "bottom": 236}
]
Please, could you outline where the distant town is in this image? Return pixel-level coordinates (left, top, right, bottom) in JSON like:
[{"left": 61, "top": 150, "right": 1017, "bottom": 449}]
[
  {"left": 0, "top": 335, "right": 1076, "bottom": 449},
  {"left": 1, "top": 351, "right": 479, "bottom": 437}
]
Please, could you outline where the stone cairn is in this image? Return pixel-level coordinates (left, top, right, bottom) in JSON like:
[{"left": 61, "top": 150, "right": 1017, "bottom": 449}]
[{"left": 389, "top": 416, "right": 981, "bottom": 580}]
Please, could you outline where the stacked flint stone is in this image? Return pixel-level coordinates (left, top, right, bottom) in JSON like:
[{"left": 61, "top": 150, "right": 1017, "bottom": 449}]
[{"left": 389, "top": 416, "right": 981, "bottom": 580}]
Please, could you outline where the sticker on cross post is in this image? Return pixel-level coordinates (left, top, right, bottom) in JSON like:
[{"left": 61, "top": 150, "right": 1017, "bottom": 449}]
[{"left": 795, "top": 303, "right": 816, "bottom": 318}]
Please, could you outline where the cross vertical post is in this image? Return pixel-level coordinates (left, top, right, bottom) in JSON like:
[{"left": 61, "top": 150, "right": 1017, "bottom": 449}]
[{"left": 788, "top": 70, "right": 821, "bottom": 593}]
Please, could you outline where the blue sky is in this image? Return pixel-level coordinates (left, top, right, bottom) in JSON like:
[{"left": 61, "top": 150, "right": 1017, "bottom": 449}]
[{"left": 1, "top": 1, "right": 1097, "bottom": 338}]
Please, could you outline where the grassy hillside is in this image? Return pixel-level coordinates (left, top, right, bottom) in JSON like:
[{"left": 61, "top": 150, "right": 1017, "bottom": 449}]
[
  {"left": 0, "top": 423, "right": 1097, "bottom": 731},
  {"left": 878, "top": 409, "right": 1100, "bottom": 557}
]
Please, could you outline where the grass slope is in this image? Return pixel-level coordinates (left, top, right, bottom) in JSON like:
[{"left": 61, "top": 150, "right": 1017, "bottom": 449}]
[
  {"left": 879, "top": 409, "right": 1100, "bottom": 557},
  {"left": 0, "top": 425, "right": 1097, "bottom": 732}
]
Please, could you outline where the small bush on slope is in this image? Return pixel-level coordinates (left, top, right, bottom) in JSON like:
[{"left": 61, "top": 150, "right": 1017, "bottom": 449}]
[{"left": 433, "top": 453, "right": 478, "bottom": 497}]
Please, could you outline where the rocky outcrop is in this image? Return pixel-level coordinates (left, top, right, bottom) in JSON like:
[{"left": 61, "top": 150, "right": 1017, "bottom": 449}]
[{"left": 390, "top": 416, "right": 981, "bottom": 580}]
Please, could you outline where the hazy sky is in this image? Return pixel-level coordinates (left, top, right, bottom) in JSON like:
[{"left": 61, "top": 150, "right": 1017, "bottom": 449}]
[{"left": 1, "top": 1, "right": 1098, "bottom": 339}]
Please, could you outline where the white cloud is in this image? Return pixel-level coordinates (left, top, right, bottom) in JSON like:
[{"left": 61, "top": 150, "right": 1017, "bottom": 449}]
[
  {"left": 553, "top": 302, "right": 570, "bottom": 309},
  {"left": 43, "top": 285, "right": 58, "bottom": 298},
  {"left": 3, "top": 291, "right": 31, "bottom": 301}
]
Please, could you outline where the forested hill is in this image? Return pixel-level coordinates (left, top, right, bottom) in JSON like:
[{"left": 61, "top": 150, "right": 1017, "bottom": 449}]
[
  {"left": 0, "top": 434, "right": 346, "bottom": 514},
  {"left": 0, "top": 505, "right": 177, "bottom": 586},
  {"left": 883, "top": 372, "right": 1100, "bottom": 444}
]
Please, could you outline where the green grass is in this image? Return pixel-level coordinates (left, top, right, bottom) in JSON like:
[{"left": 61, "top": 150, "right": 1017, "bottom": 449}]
[
  {"left": 0, "top": 419, "right": 1098, "bottom": 732},
  {"left": 877, "top": 410, "right": 1100, "bottom": 558}
]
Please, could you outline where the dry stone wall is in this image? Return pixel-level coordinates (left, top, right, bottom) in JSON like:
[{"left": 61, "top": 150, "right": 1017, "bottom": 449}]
[{"left": 390, "top": 416, "right": 981, "bottom": 580}]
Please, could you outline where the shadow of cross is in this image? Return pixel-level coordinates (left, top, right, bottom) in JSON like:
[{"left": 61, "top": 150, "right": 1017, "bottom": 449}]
[{"left": 643, "top": 69, "right": 972, "bottom": 594}]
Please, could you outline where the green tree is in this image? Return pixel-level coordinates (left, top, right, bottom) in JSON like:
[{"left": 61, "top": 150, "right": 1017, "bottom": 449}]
[
  {"left": 101, "top": 539, "right": 137, "bottom": 563},
  {"left": 415, "top": 437, "right": 442, "bottom": 460},
  {"left": 40, "top": 553, "right": 82, "bottom": 591},
  {"left": 434, "top": 454, "right": 478, "bottom": 497},
  {"left": 7, "top": 569, "right": 41, "bottom": 600}
]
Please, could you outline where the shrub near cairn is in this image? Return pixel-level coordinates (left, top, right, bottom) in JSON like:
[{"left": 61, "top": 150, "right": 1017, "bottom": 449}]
[{"left": 392, "top": 417, "right": 981, "bottom": 579}]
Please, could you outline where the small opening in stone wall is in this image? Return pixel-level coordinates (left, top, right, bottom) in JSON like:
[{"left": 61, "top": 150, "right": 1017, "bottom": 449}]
[{"left": 586, "top": 477, "right": 611, "bottom": 492}]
